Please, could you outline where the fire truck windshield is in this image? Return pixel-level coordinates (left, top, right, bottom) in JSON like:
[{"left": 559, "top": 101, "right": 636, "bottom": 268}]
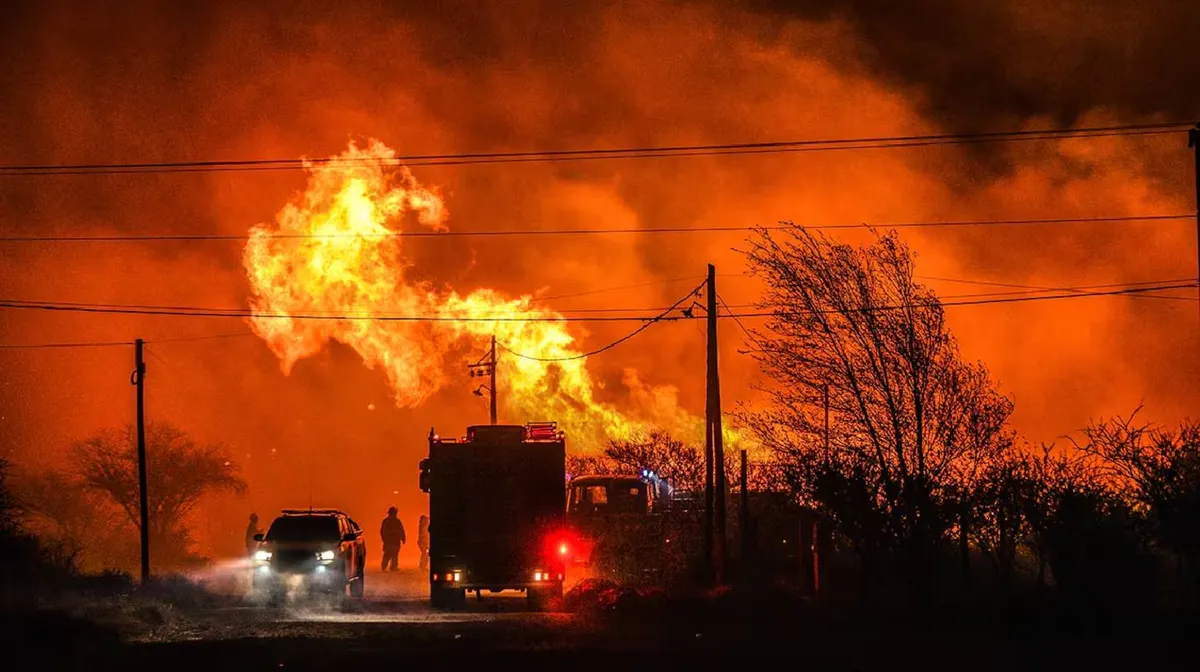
[{"left": 569, "top": 480, "right": 647, "bottom": 515}]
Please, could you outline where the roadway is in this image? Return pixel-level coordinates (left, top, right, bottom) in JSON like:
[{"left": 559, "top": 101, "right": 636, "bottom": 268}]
[{"left": 31, "top": 562, "right": 1179, "bottom": 670}]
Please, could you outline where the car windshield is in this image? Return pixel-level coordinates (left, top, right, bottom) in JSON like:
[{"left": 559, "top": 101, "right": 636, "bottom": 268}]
[{"left": 265, "top": 516, "right": 340, "bottom": 542}]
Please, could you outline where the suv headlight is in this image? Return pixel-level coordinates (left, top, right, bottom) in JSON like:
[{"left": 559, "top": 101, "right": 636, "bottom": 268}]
[
  {"left": 317, "top": 550, "right": 335, "bottom": 562},
  {"left": 254, "top": 550, "right": 272, "bottom": 562}
]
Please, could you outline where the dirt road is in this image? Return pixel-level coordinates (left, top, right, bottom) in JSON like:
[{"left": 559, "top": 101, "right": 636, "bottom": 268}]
[{"left": 19, "top": 566, "right": 1182, "bottom": 671}]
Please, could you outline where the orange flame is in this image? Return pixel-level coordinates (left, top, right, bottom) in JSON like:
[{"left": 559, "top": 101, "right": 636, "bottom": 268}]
[{"left": 242, "top": 139, "right": 705, "bottom": 451}]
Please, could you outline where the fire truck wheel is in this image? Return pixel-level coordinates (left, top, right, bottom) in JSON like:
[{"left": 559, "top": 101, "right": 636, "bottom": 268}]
[
  {"left": 431, "top": 585, "right": 465, "bottom": 609},
  {"left": 527, "top": 582, "right": 562, "bottom": 610}
]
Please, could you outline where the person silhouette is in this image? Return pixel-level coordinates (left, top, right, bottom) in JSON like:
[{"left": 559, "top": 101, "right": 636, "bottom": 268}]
[
  {"left": 244, "top": 513, "right": 262, "bottom": 556},
  {"left": 380, "top": 506, "right": 407, "bottom": 571}
]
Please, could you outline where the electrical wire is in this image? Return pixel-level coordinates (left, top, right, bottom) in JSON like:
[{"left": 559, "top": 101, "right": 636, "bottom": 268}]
[
  {"left": 528, "top": 276, "right": 704, "bottom": 303},
  {"left": 6, "top": 276, "right": 1193, "bottom": 319},
  {"left": 0, "top": 282, "right": 1191, "bottom": 324},
  {"left": 0, "top": 213, "right": 1191, "bottom": 243},
  {"left": 716, "top": 293, "right": 765, "bottom": 351},
  {"left": 148, "top": 331, "right": 257, "bottom": 344},
  {"left": 495, "top": 280, "right": 707, "bottom": 362},
  {"left": 916, "top": 275, "right": 1197, "bottom": 302},
  {"left": 0, "top": 121, "right": 1188, "bottom": 176},
  {"left": 1, "top": 281, "right": 1194, "bottom": 350},
  {"left": 0, "top": 340, "right": 134, "bottom": 350},
  {"left": 733, "top": 282, "right": 1199, "bottom": 319}
]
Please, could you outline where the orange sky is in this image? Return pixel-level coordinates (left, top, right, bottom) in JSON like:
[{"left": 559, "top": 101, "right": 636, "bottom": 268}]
[{"left": 0, "top": 1, "right": 1197, "bottom": 561}]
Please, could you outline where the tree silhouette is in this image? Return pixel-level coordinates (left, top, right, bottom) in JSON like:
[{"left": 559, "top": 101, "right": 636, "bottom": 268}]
[
  {"left": 605, "top": 431, "right": 706, "bottom": 493},
  {"left": 1076, "top": 409, "right": 1200, "bottom": 595},
  {"left": 71, "top": 422, "right": 246, "bottom": 567},
  {"left": 738, "top": 224, "right": 1015, "bottom": 597}
]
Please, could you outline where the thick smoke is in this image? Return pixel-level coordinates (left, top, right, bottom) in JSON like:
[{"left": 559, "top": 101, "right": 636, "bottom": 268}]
[{"left": 744, "top": 0, "right": 1200, "bottom": 129}]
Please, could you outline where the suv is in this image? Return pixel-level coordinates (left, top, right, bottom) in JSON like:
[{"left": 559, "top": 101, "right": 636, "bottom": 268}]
[{"left": 252, "top": 509, "right": 367, "bottom": 601}]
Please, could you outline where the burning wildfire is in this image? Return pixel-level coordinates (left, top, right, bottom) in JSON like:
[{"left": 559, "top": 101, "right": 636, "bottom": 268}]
[{"left": 242, "top": 140, "right": 702, "bottom": 450}]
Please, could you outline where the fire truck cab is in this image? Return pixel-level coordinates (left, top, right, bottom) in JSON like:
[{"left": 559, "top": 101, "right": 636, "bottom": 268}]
[{"left": 565, "top": 472, "right": 670, "bottom": 572}]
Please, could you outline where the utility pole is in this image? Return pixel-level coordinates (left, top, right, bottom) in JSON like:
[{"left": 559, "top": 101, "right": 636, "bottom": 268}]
[
  {"left": 131, "top": 339, "right": 150, "bottom": 583},
  {"left": 489, "top": 335, "right": 497, "bottom": 425},
  {"left": 1190, "top": 124, "right": 1200, "bottom": 320},
  {"left": 823, "top": 383, "right": 830, "bottom": 466},
  {"left": 739, "top": 448, "right": 749, "bottom": 580},
  {"left": 706, "top": 263, "right": 727, "bottom": 583},
  {"left": 469, "top": 336, "right": 498, "bottom": 425},
  {"left": 703, "top": 393, "right": 714, "bottom": 582}
]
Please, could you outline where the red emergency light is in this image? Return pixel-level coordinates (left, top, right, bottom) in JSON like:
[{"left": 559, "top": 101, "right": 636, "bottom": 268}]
[{"left": 543, "top": 530, "right": 574, "bottom": 564}]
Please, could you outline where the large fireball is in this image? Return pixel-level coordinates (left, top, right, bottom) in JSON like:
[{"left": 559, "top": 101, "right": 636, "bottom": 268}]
[{"left": 242, "top": 140, "right": 678, "bottom": 450}]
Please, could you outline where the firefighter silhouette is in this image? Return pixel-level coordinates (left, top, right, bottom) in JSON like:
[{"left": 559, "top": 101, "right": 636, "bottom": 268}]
[
  {"left": 380, "top": 506, "right": 407, "bottom": 571},
  {"left": 417, "top": 514, "right": 430, "bottom": 571},
  {"left": 244, "top": 513, "right": 262, "bottom": 556}
]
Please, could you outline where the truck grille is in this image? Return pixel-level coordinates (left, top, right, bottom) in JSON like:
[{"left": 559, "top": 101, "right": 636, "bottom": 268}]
[{"left": 273, "top": 550, "right": 315, "bottom": 571}]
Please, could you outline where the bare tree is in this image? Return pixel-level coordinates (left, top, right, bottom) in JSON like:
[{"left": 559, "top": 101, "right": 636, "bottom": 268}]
[
  {"left": 565, "top": 453, "right": 616, "bottom": 480},
  {"left": 605, "top": 431, "right": 706, "bottom": 493},
  {"left": 71, "top": 422, "right": 246, "bottom": 567},
  {"left": 1075, "top": 409, "right": 1200, "bottom": 592},
  {"left": 738, "top": 224, "right": 1015, "bottom": 587},
  {"left": 15, "top": 470, "right": 137, "bottom": 572}
]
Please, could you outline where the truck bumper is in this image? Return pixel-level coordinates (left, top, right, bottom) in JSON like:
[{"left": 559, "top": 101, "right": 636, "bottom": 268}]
[{"left": 431, "top": 569, "right": 564, "bottom": 592}]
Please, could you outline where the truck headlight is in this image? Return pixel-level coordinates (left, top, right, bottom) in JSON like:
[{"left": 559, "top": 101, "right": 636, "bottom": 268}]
[
  {"left": 317, "top": 550, "right": 335, "bottom": 562},
  {"left": 254, "top": 550, "right": 272, "bottom": 562}
]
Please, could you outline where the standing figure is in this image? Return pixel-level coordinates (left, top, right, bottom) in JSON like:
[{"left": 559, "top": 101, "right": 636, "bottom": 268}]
[
  {"left": 417, "top": 515, "right": 430, "bottom": 571},
  {"left": 244, "top": 513, "right": 262, "bottom": 556},
  {"left": 380, "top": 506, "right": 407, "bottom": 572}
]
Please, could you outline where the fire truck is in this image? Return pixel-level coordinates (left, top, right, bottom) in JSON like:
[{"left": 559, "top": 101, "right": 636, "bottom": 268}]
[{"left": 418, "top": 422, "right": 569, "bottom": 609}]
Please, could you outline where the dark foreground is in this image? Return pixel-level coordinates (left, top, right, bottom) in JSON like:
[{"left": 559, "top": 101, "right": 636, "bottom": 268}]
[{"left": 6, "top": 569, "right": 1187, "bottom": 671}]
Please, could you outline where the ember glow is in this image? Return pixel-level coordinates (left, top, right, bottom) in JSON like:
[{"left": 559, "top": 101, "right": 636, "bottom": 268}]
[{"left": 242, "top": 140, "right": 706, "bottom": 450}]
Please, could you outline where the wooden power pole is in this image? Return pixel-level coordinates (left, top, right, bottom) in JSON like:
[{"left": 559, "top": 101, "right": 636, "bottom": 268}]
[
  {"left": 489, "top": 335, "right": 497, "bottom": 425},
  {"left": 823, "top": 383, "right": 830, "bottom": 465},
  {"left": 132, "top": 339, "right": 150, "bottom": 583},
  {"left": 468, "top": 336, "right": 498, "bottom": 425},
  {"left": 706, "top": 263, "right": 727, "bottom": 583},
  {"left": 739, "top": 448, "right": 749, "bottom": 578},
  {"left": 1190, "top": 124, "right": 1200, "bottom": 320}
]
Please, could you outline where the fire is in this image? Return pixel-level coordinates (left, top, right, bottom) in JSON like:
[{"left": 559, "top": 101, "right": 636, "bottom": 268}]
[{"left": 242, "top": 139, "right": 684, "bottom": 450}]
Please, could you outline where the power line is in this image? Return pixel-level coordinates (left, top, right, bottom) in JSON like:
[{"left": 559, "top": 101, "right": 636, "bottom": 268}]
[
  {"left": 0, "top": 340, "right": 133, "bottom": 350},
  {"left": 148, "top": 331, "right": 256, "bottom": 344},
  {"left": 1, "top": 281, "right": 1193, "bottom": 350},
  {"left": 0, "top": 298, "right": 673, "bottom": 322},
  {"left": 0, "top": 213, "right": 1191, "bottom": 243},
  {"left": 730, "top": 282, "right": 1199, "bottom": 319},
  {"left": 0, "top": 282, "right": 1191, "bottom": 326},
  {"left": 0, "top": 122, "right": 1188, "bottom": 176},
  {"left": 528, "top": 276, "right": 704, "bottom": 302},
  {"left": 916, "top": 275, "right": 1197, "bottom": 302},
  {"left": 496, "top": 280, "right": 707, "bottom": 362},
  {"left": 0, "top": 295, "right": 725, "bottom": 317},
  {"left": 5, "top": 278, "right": 1192, "bottom": 323},
  {"left": 716, "top": 293, "right": 764, "bottom": 351}
]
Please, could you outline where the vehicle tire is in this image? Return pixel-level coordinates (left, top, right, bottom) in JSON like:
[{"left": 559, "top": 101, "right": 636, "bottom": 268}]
[
  {"left": 527, "top": 583, "right": 562, "bottom": 611},
  {"left": 431, "top": 585, "right": 465, "bottom": 609}
]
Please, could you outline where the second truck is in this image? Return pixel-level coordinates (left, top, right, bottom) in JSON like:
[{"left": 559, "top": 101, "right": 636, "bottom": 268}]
[{"left": 418, "top": 422, "right": 568, "bottom": 608}]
